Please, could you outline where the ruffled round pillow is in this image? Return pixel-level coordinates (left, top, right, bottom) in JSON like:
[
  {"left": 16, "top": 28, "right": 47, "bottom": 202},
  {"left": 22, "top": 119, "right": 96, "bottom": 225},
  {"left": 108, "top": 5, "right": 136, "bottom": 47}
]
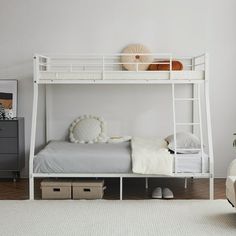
[
  {"left": 121, "top": 44, "right": 153, "bottom": 71},
  {"left": 69, "top": 115, "right": 108, "bottom": 144}
]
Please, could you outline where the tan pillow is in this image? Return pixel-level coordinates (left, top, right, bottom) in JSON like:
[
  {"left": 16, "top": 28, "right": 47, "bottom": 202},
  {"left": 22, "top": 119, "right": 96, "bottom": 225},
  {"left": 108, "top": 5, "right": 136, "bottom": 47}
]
[{"left": 121, "top": 44, "right": 153, "bottom": 71}]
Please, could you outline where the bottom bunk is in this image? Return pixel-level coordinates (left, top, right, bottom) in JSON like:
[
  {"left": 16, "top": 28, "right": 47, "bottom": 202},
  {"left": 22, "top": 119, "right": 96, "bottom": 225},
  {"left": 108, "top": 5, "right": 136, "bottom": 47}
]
[
  {"left": 34, "top": 141, "right": 209, "bottom": 174},
  {"left": 31, "top": 141, "right": 212, "bottom": 200}
]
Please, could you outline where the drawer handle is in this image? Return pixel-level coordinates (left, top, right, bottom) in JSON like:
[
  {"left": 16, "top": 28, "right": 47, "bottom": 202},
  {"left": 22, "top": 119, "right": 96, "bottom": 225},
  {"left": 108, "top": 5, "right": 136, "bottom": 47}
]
[
  {"left": 83, "top": 188, "right": 91, "bottom": 192},
  {"left": 53, "top": 188, "right": 61, "bottom": 192}
]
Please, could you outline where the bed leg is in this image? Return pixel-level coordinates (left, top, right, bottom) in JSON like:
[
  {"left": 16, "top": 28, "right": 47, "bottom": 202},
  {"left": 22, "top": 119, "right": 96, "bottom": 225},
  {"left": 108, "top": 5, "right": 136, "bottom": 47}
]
[
  {"left": 29, "top": 175, "right": 34, "bottom": 200},
  {"left": 145, "top": 177, "right": 149, "bottom": 190},
  {"left": 184, "top": 177, "right": 188, "bottom": 189},
  {"left": 120, "top": 177, "right": 123, "bottom": 200},
  {"left": 209, "top": 177, "right": 214, "bottom": 200}
]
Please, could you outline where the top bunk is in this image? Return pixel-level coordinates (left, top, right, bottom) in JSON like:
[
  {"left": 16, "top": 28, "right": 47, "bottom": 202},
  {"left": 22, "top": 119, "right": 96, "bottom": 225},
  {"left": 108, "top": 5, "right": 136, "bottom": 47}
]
[{"left": 33, "top": 53, "right": 208, "bottom": 85}]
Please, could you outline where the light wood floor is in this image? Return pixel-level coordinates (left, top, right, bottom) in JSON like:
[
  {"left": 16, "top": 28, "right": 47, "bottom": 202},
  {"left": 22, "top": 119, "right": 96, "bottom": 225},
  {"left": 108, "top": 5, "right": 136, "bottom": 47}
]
[{"left": 0, "top": 178, "right": 226, "bottom": 200}]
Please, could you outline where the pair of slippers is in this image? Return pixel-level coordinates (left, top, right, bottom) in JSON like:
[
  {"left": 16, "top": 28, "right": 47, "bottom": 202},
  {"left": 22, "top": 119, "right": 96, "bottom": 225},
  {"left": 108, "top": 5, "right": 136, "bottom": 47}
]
[{"left": 152, "top": 187, "right": 174, "bottom": 199}]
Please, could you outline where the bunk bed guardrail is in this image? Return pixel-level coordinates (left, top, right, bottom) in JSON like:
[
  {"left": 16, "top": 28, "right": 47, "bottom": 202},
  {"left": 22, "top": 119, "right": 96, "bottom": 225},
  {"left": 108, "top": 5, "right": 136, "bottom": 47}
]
[{"left": 34, "top": 53, "right": 207, "bottom": 83}]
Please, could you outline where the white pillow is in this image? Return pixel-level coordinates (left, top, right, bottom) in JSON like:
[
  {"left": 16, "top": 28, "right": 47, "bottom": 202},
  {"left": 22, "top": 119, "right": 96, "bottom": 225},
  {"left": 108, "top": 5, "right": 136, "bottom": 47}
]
[
  {"left": 165, "top": 132, "right": 201, "bottom": 154},
  {"left": 69, "top": 115, "right": 108, "bottom": 144}
]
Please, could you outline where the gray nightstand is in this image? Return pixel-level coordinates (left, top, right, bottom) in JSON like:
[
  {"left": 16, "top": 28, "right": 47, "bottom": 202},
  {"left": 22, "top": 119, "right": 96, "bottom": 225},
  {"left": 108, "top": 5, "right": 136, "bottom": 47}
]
[{"left": 0, "top": 118, "right": 25, "bottom": 180}]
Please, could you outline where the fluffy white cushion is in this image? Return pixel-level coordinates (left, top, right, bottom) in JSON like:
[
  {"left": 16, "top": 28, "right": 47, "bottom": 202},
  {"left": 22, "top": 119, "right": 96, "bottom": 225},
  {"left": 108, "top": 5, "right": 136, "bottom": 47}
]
[
  {"left": 121, "top": 44, "right": 153, "bottom": 71},
  {"left": 165, "top": 132, "right": 201, "bottom": 154},
  {"left": 69, "top": 115, "right": 107, "bottom": 144}
]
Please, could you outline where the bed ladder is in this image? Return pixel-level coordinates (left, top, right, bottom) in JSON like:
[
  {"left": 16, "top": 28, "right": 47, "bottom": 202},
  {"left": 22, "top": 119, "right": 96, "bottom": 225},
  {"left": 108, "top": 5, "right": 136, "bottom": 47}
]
[{"left": 171, "top": 83, "right": 205, "bottom": 184}]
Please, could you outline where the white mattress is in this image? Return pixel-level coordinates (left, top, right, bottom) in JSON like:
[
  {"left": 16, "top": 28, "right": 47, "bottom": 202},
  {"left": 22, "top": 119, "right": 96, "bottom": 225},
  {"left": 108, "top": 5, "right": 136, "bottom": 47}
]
[
  {"left": 174, "top": 152, "right": 209, "bottom": 173},
  {"left": 39, "top": 70, "right": 205, "bottom": 82},
  {"left": 34, "top": 141, "right": 209, "bottom": 174}
]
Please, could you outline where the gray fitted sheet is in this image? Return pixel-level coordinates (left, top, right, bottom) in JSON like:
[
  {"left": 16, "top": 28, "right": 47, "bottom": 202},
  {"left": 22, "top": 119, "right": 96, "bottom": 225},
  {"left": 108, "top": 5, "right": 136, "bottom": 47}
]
[
  {"left": 34, "top": 141, "right": 132, "bottom": 173},
  {"left": 34, "top": 141, "right": 209, "bottom": 174}
]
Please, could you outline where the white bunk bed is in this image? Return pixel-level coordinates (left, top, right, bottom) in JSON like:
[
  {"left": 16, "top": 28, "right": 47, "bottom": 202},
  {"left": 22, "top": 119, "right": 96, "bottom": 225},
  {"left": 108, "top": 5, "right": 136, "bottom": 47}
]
[{"left": 29, "top": 53, "right": 214, "bottom": 200}]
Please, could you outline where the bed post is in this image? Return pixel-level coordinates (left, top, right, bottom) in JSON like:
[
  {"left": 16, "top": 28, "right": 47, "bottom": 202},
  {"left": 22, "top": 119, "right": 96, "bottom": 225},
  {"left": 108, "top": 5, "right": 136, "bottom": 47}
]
[
  {"left": 204, "top": 53, "right": 214, "bottom": 200},
  {"left": 120, "top": 177, "right": 123, "bottom": 200},
  {"left": 184, "top": 177, "right": 188, "bottom": 189},
  {"left": 29, "top": 56, "right": 39, "bottom": 200},
  {"left": 145, "top": 177, "right": 149, "bottom": 190}
]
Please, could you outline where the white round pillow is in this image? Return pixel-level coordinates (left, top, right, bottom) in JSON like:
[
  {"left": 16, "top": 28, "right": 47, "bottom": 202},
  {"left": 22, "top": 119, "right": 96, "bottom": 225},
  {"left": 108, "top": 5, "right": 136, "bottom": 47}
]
[
  {"left": 121, "top": 44, "right": 153, "bottom": 71},
  {"left": 69, "top": 115, "right": 107, "bottom": 144}
]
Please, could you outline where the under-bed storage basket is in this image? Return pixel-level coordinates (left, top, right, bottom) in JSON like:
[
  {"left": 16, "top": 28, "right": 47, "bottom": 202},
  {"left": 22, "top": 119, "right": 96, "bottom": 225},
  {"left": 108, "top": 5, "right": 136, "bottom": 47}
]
[
  {"left": 72, "top": 180, "right": 105, "bottom": 199},
  {"left": 41, "top": 180, "right": 72, "bottom": 199}
]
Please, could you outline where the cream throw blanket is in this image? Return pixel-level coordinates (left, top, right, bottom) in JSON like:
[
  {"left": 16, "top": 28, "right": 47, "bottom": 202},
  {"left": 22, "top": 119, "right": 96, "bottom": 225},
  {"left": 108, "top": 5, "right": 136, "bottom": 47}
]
[{"left": 131, "top": 137, "right": 173, "bottom": 175}]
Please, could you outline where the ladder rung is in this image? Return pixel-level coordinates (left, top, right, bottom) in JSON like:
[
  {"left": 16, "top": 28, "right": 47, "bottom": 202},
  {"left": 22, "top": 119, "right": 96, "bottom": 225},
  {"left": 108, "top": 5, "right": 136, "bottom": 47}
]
[
  {"left": 176, "top": 123, "right": 200, "bottom": 126},
  {"left": 174, "top": 98, "right": 199, "bottom": 101}
]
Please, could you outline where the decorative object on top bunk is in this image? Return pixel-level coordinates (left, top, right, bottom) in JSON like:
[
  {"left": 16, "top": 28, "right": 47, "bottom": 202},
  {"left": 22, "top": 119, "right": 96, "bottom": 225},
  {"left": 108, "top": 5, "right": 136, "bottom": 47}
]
[
  {"left": 148, "top": 60, "right": 183, "bottom": 71},
  {"left": 165, "top": 132, "right": 201, "bottom": 154},
  {"left": 0, "top": 80, "right": 17, "bottom": 118},
  {"left": 120, "top": 44, "right": 153, "bottom": 71},
  {"left": 69, "top": 115, "right": 108, "bottom": 143}
]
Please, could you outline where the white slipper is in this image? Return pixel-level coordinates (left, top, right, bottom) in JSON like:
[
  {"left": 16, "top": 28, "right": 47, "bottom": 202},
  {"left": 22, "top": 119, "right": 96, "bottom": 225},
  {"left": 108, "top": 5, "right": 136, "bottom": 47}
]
[
  {"left": 162, "top": 188, "right": 174, "bottom": 199},
  {"left": 152, "top": 187, "right": 162, "bottom": 199}
]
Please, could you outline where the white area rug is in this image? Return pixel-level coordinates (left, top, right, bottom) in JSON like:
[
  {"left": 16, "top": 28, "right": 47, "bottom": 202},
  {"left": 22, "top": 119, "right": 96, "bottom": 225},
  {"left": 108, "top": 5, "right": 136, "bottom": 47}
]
[{"left": 0, "top": 200, "right": 235, "bottom": 236}]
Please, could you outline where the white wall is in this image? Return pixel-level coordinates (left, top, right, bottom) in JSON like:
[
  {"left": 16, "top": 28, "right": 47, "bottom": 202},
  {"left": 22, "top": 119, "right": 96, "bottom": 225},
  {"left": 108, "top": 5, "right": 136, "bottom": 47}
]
[
  {"left": 0, "top": 0, "right": 235, "bottom": 177},
  {"left": 47, "top": 84, "right": 193, "bottom": 141}
]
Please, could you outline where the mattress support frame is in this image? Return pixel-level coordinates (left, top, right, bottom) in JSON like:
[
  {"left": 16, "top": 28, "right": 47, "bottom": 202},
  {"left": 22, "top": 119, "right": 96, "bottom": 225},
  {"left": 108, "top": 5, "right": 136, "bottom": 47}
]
[
  {"left": 29, "top": 53, "right": 214, "bottom": 200},
  {"left": 31, "top": 173, "right": 211, "bottom": 200}
]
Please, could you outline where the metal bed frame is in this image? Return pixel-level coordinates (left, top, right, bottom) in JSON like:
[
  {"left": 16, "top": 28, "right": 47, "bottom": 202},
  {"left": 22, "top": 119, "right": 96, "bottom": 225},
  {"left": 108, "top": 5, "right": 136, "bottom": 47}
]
[{"left": 29, "top": 53, "right": 214, "bottom": 200}]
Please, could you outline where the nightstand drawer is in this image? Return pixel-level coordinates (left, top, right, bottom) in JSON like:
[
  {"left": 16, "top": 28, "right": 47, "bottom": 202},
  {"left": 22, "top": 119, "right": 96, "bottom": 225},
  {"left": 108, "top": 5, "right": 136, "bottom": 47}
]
[
  {"left": 0, "top": 138, "right": 18, "bottom": 153},
  {"left": 0, "top": 122, "right": 17, "bottom": 137},
  {"left": 0, "top": 154, "right": 18, "bottom": 170}
]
